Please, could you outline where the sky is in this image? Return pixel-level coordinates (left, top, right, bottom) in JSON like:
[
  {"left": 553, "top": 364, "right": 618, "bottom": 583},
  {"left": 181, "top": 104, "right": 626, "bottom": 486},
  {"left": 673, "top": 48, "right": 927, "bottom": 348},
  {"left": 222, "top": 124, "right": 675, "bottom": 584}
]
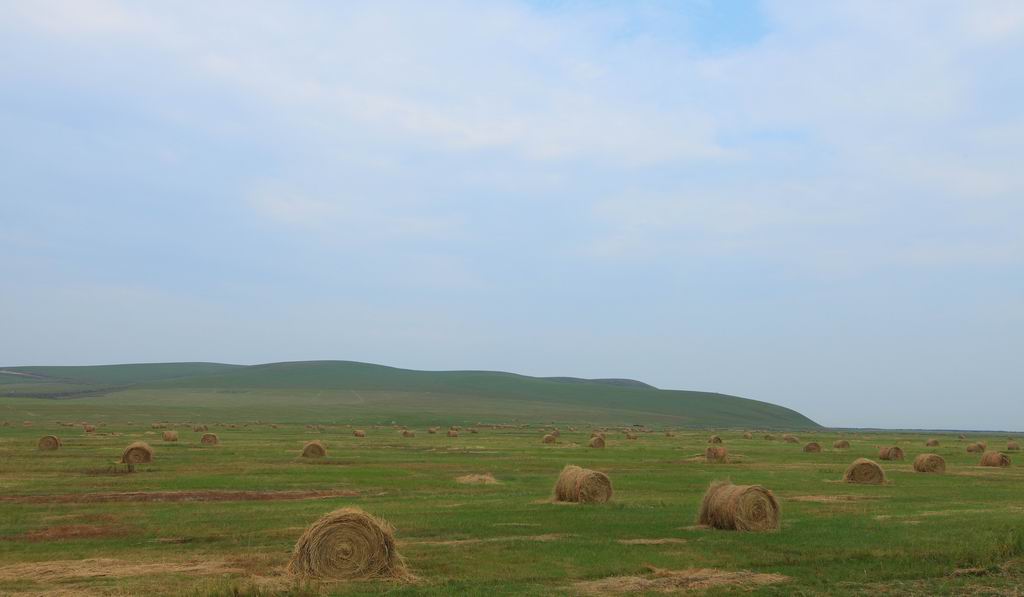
[{"left": 1, "top": 1, "right": 1022, "bottom": 430}]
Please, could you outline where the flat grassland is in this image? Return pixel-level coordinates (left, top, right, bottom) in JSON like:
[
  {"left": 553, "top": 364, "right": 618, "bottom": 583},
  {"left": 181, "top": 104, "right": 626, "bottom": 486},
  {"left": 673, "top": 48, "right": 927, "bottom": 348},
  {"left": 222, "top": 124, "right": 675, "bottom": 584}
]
[{"left": 0, "top": 398, "right": 1021, "bottom": 595}]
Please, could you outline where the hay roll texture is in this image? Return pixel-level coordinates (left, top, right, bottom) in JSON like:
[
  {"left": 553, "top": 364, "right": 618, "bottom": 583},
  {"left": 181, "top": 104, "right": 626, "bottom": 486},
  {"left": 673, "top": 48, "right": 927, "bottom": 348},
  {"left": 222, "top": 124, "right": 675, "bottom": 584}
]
[
  {"left": 302, "top": 440, "right": 327, "bottom": 458},
  {"left": 588, "top": 436, "right": 605, "bottom": 449},
  {"left": 967, "top": 442, "right": 986, "bottom": 453},
  {"left": 925, "top": 439, "right": 940, "bottom": 447},
  {"left": 705, "top": 446, "right": 728, "bottom": 463},
  {"left": 708, "top": 435, "right": 723, "bottom": 444},
  {"left": 743, "top": 432, "right": 753, "bottom": 439},
  {"left": 843, "top": 458, "right": 885, "bottom": 484},
  {"left": 803, "top": 442, "right": 822, "bottom": 453},
  {"left": 542, "top": 434, "right": 557, "bottom": 444},
  {"left": 200, "top": 433, "right": 219, "bottom": 446},
  {"left": 447, "top": 430, "right": 459, "bottom": 438},
  {"left": 38, "top": 435, "right": 61, "bottom": 451},
  {"left": 833, "top": 440, "right": 850, "bottom": 449},
  {"left": 83, "top": 424, "right": 96, "bottom": 433},
  {"left": 121, "top": 441, "right": 154, "bottom": 464},
  {"left": 162, "top": 430, "right": 178, "bottom": 442},
  {"left": 401, "top": 430, "right": 415, "bottom": 438},
  {"left": 698, "top": 482, "right": 780, "bottom": 532},
  {"left": 354, "top": 430, "right": 366, "bottom": 438},
  {"left": 554, "top": 465, "right": 613, "bottom": 504},
  {"left": 913, "top": 453, "right": 945, "bottom": 473},
  {"left": 288, "top": 507, "right": 407, "bottom": 580},
  {"left": 878, "top": 446, "right": 904, "bottom": 461},
  {"left": 783, "top": 434, "right": 799, "bottom": 444},
  {"left": 980, "top": 451, "right": 1010, "bottom": 467},
  {"left": 1008, "top": 441, "right": 1021, "bottom": 451}
]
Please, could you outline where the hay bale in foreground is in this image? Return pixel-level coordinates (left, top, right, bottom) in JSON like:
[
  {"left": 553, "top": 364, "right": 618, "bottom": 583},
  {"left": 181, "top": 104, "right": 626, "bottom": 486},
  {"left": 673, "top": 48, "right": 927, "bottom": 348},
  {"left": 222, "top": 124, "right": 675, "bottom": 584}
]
[
  {"left": 1008, "top": 441, "right": 1021, "bottom": 452},
  {"left": 913, "top": 453, "right": 945, "bottom": 473},
  {"left": 980, "top": 452, "right": 1010, "bottom": 467},
  {"left": 803, "top": 442, "right": 821, "bottom": 453},
  {"left": 698, "top": 482, "right": 779, "bottom": 532},
  {"left": 200, "top": 433, "right": 219, "bottom": 446},
  {"left": 121, "top": 442, "right": 154, "bottom": 465},
  {"left": 554, "top": 465, "right": 612, "bottom": 504},
  {"left": 925, "top": 439, "right": 939, "bottom": 447},
  {"left": 588, "top": 436, "right": 605, "bottom": 449},
  {"left": 707, "top": 435, "right": 723, "bottom": 444},
  {"left": 38, "top": 435, "right": 61, "bottom": 451},
  {"left": 967, "top": 442, "right": 986, "bottom": 453},
  {"left": 302, "top": 440, "right": 327, "bottom": 458},
  {"left": 878, "top": 446, "right": 904, "bottom": 461},
  {"left": 542, "top": 434, "right": 557, "bottom": 444},
  {"left": 705, "top": 445, "right": 728, "bottom": 463},
  {"left": 162, "top": 430, "right": 178, "bottom": 442},
  {"left": 843, "top": 458, "right": 885, "bottom": 484},
  {"left": 833, "top": 440, "right": 850, "bottom": 449},
  {"left": 401, "top": 430, "right": 415, "bottom": 438},
  {"left": 354, "top": 430, "right": 366, "bottom": 438},
  {"left": 447, "top": 430, "right": 459, "bottom": 438},
  {"left": 782, "top": 434, "right": 799, "bottom": 444},
  {"left": 287, "top": 507, "right": 407, "bottom": 580}
]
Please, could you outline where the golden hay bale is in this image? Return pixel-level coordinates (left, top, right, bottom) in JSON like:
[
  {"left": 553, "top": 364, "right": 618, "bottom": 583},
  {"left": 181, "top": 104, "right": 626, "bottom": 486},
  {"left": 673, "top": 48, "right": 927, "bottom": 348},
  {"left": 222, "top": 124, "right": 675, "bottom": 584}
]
[
  {"left": 354, "top": 430, "right": 366, "bottom": 438},
  {"left": 121, "top": 441, "right": 154, "bottom": 464},
  {"left": 925, "top": 439, "right": 939, "bottom": 447},
  {"left": 980, "top": 452, "right": 1010, "bottom": 467},
  {"left": 542, "top": 434, "right": 557, "bottom": 444},
  {"left": 449, "top": 426, "right": 461, "bottom": 431},
  {"left": 782, "top": 434, "right": 799, "bottom": 444},
  {"left": 83, "top": 424, "right": 96, "bottom": 433},
  {"left": 588, "top": 436, "right": 606, "bottom": 449},
  {"left": 151, "top": 423, "right": 165, "bottom": 429},
  {"left": 698, "top": 481, "right": 780, "bottom": 532},
  {"left": 966, "top": 442, "right": 986, "bottom": 453},
  {"left": 913, "top": 453, "right": 945, "bottom": 473},
  {"left": 743, "top": 432, "right": 753, "bottom": 439},
  {"left": 549, "top": 429, "right": 560, "bottom": 437},
  {"left": 302, "top": 440, "right": 327, "bottom": 458},
  {"left": 705, "top": 445, "right": 728, "bottom": 463},
  {"left": 878, "top": 446, "right": 904, "bottom": 461},
  {"left": 763, "top": 434, "right": 775, "bottom": 440},
  {"left": 833, "top": 440, "right": 850, "bottom": 449},
  {"left": 843, "top": 458, "right": 885, "bottom": 484},
  {"left": 708, "top": 435, "right": 723, "bottom": 444},
  {"left": 553, "top": 465, "right": 613, "bottom": 504},
  {"left": 401, "top": 430, "right": 415, "bottom": 438},
  {"left": 447, "top": 430, "right": 459, "bottom": 438},
  {"left": 803, "top": 442, "right": 822, "bottom": 453},
  {"left": 665, "top": 431, "right": 676, "bottom": 437},
  {"left": 1008, "top": 441, "right": 1021, "bottom": 452},
  {"left": 200, "top": 433, "right": 219, "bottom": 446},
  {"left": 287, "top": 507, "right": 407, "bottom": 580},
  {"left": 38, "top": 435, "right": 61, "bottom": 451},
  {"left": 162, "top": 430, "right": 178, "bottom": 442},
  {"left": 428, "top": 427, "right": 438, "bottom": 434},
  {"left": 193, "top": 425, "right": 208, "bottom": 433}
]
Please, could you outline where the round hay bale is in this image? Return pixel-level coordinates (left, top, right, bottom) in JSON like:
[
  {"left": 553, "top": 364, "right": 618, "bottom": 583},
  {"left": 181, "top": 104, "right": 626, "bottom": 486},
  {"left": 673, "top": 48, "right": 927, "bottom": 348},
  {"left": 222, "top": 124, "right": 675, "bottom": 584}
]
[
  {"left": 913, "top": 453, "right": 945, "bottom": 473},
  {"left": 966, "top": 442, "right": 986, "bottom": 453},
  {"left": 542, "top": 434, "right": 557, "bottom": 444},
  {"left": 354, "top": 430, "right": 366, "bottom": 438},
  {"left": 302, "top": 440, "right": 327, "bottom": 458},
  {"left": 708, "top": 435, "right": 723, "bottom": 444},
  {"left": 980, "top": 451, "right": 1010, "bottom": 467},
  {"left": 803, "top": 442, "right": 822, "bottom": 453},
  {"left": 287, "top": 507, "right": 407, "bottom": 579},
  {"left": 401, "top": 430, "right": 415, "bottom": 438},
  {"left": 38, "top": 435, "right": 61, "bottom": 451},
  {"left": 833, "top": 440, "right": 850, "bottom": 449},
  {"left": 782, "top": 434, "right": 799, "bottom": 444},
  {"left": 549, "top": 429, "right": 560, "bottom": 437},
  {"left": 878, "top": 446, "right": 904, "bottom": 461},
  {"left": 588, "top": 436, "right": 605, "bottom": 449},
  {"left": 1008, "top": 441, "right": 1020, "bottom": 452},
  {"left": 705, "top": 445, "right": 728, "bottom": 463},
  {"left": 698, "top": 481, "right": 780, "bottom": 532},
  {"left": 665, "top": 431, "right": 676, "bottom": 437},
  {"left": 200, "top": 433, "right": 219, "bottom": 446},
  {"left": 925, "top": 438, "right": 939, "bottom": 447},
  {"left": 843, "top": 458, "right": 885, "bottom": 484},
  {"left": 742, "top": 432, "right": 753, "bottom": 440},
  {"left": 83, "top": 424, "right": 96, "bottom": 433},
  {"left": 121, "top": 441, "right": 154, "bottom": 464},
  {"left": 427, "top": 427, "right": 438, "bottom": 434},
  {"left": 447, "top": 430, "right": 459, "bottom": 438},
  {"left": 553, "top": 465, "right": 612, "bottom": 504},
  {"left": 162, "top": 430, "right": 178, "bottom": 442}
]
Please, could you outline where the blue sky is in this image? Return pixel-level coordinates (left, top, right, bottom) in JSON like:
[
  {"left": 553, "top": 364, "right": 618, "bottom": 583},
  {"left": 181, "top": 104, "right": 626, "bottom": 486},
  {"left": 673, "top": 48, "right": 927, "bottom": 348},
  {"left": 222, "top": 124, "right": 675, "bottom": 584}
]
[{"left": 1, "top": 1, "right": 1022, "bottom": 430}]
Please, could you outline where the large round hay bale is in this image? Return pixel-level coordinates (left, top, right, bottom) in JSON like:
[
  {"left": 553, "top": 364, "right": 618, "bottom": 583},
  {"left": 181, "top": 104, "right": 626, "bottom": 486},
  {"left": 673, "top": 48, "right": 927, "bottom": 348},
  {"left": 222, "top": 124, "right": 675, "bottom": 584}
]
[
  {"left": 553, "top": 465, "right": 612, "bottom": 504},
  {"left": 913, "top": 453, "right": 945, "bottom": 473},
  {"left": 782, "top": 434, "right": 799, "bottom": 444},
  {"left": 447, "top": 430, "right": 459, "bottom": 438},
  {"left": 428, "top": 427, "right": 438, "bottom": 434},
  {"left": 705, "top": 445, "right": 728, "bottom": 463},
  {"left": 162, "top": 430, "right": 178, "bottom": 442},
  {"left": 698, "top": 482, "right": 780, "bottom": 532},
  {"left": 833, "top": 440, "right": 850, "bottom": 449},
  {"left": 354, "top": 430, "right": 366, "bottom": 438},
  {"left": 302, "top": 440, "right": 327, "bottom": 458},
  {"left": 401, "top": 430, "right": 415, "bottom": 438},
  {"left": 925, "top": 438, "right": 939, "bottom": 447},
  {"left": 708, "top": 435, "right": 723, "bottom": 444},
  {"left": 542, "top": 434, "right": 556, "bottom": 444},
  {"left": 193, "top": 424, "right": 208, "bottom": 433},
  {"left": 588, "top": 436, "right": 605, "bottom": 449},
  {"left": 878, "top": 446, "right": 904, "bottom": 461},
  {"left": 200, "top": 433, "right": 219, "bottom": 446},
  {"left": 38, "top": 435, "right": 61, "bottom": 451},
  {"left": 742, "top": 432, "right": 753, "bottom": 439},
  {"left": 966, "top": 442, "right": 986, "bottom": 453},
  {"left": 1008, "top": 441, "right": 1021, "bottom": 452},
  {"left": 287, "top": 507, "right": 407, "bottom": 579},
  {"left": 980, "top": 451, "right": 1010, "bottom": 467},
  {"left": 803, "top": 442, "right": 822, "bottom": 453},
  {"left": 121, "top": 441, "right": 154, "bottom": 464},
  {"left": 664, "top": 431, "right": 676, "bottom": 437},
  {"left": 843, "top": 458, "right": 885, "bottom": 484},
  {"left": 83, "top": 424, "right": 96, "bottom": 433}
]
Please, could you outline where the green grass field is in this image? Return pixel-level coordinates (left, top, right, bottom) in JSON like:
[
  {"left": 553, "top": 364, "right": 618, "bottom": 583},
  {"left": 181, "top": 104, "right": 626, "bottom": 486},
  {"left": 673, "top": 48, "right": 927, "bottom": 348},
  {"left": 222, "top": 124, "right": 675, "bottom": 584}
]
[{"left": 0, "top": 389, "right": 1021, "bottom": 596}]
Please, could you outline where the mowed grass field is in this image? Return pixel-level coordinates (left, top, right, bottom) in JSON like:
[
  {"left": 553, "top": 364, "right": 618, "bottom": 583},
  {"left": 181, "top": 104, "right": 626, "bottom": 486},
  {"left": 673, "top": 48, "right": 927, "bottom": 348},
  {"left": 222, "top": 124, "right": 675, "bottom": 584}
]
[{"left": 0, "top": 398, "right": 1022, "bottom": 595}]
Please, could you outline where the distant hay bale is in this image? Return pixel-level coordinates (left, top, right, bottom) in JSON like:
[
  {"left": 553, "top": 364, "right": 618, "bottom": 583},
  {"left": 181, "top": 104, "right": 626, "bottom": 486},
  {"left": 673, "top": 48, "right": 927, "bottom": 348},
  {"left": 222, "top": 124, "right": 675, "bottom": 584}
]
[
  {"left": 447, "top": 430, "right": 459, "bottom": 438},
  {"left": 193, "top": 425, "right": 208, "bottom": 432},
  {"left": 550, "top": 429, "right": 560, "bottom": 437},
  {"left": 966, "top": 442, "right": 986, "bottom": 453},
  {"left": 542, "top": 434, "right": 557, "bottom": 444},
  {"left": 401, "top": 430, "right": 415, "bottom": 438},
  {"left": 428, "top": 427, "right": 438, "bottom": 434},
  {"left": 553, "top": 465, "right": 613, "bottom": 504},
  {"left": 958, "top": 434, "right": 967, "bottom": 440},
  {"left": 913, "top": 453, "right": 945, "bottom": 473},
  {"left": 588, "top": 436, "right": 606, "bottom": 449},
  {"left": 200, "top": 433, "right": 219, "bottom": 446},
  {"left": 287, "top": 507, "right": 407, "bottom": 580},
  {"left": 83, "top": 424, "right": 95, "bottom": 433},
  {"left": 151, "top": 423, "right": 165, "bottom": 429},
  {"left": 665, "top": 431, "right": 676, "bottom": 437},
  {"left": 980, "top": 452, "right": 1010, "bottom": 467},
  {"left": 803, "top": 442, "right": 822, "bottom": 453},
  {"left": 708, "top": 435, "right": 723, "bottom": 444},
  {"left": 354, "top": 430, "right": 366, "bottom": 438},
  {"left": 302, "top": 440, "right": 327, "bottom": 458},
  {"left": 782, "top": 434, "right": 799, "bottom": 444},
  {"left": 590, "top": 431, "right": 605, "bottom": 439},
  {"left": 878, "top": 446, "right": 904, "bottom": 461},
  {"left": 843, "top": 458, "right": 885, "bottom": 484},
  {"left": 625, "top": 432, "right": 638, "bottom": 440},
  {"left": 162, "top": 430, "right": 178, "bottom": 442},
  {"left": 121, "top": 441, "right": 154, "bottom": 465},
  {"left": 925, "top": 439, "right": 940, "bottom": 447},
  {"left": 705, "top": 445, "right": 728, "bottom": 463},
  {"left": 833, "top": 440, "right": 850, "bottom": 449},
  {"left": 456, "top": 473, "right": 497, "bottom": 484},
  {"left": 743, "top": 432, "right": 753, "bottom": 439},
  {"left": 449, "top": 426, "right": 461, "bottom": 431},
  {"left": 1008, "top": 441, "right": 1020, "bottom": 452},
  {"left": 469, "top": 428, "right": 479, "bottom": 434},
  {"left": 763, "top": 434, "right": 775, "bottom": 440},
  {"left": 38, "top": 435, "right": 61, "bottom": 451},
  {"left": 698, "top": 481, "right": 780, "bottom": 532}
]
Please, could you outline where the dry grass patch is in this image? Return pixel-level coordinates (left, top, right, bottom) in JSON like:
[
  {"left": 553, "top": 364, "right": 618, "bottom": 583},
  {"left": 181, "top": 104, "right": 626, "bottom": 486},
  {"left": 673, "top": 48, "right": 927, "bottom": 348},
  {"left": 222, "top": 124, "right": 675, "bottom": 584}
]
[
  {"left": 574, "top": 566, "right": 788, "bottom": 594},
  {"left": 455, "top": 473, "right": 498, "bottom": 485}
]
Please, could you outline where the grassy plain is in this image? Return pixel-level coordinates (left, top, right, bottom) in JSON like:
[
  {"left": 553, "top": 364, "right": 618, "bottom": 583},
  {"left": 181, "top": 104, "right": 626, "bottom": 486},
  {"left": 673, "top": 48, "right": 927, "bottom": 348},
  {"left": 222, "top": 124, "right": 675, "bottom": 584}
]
[{"left": 0, "top": 392, "right": 1022, "bottom": 596}]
